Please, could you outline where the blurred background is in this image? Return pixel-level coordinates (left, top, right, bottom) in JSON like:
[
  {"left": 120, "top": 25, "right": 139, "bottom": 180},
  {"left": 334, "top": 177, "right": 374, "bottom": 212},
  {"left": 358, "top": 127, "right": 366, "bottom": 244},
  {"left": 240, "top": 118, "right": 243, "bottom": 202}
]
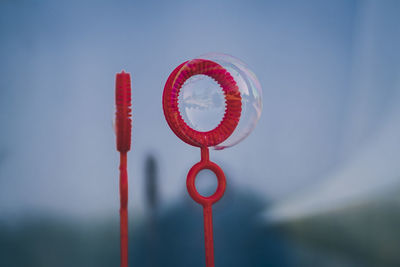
[{"left": 1, "top": 0, "right": 400, "bottom": 266}]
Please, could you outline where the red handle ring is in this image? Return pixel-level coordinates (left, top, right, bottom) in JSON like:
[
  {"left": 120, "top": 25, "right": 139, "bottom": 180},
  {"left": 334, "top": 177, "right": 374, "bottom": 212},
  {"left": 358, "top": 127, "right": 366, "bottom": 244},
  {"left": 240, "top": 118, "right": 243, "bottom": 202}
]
[
  {"left": 162, "top": 59, "right": 242, "bottom": 147},
  {"left": 186, "top": 157, "right": 226, "bottom": 206}
]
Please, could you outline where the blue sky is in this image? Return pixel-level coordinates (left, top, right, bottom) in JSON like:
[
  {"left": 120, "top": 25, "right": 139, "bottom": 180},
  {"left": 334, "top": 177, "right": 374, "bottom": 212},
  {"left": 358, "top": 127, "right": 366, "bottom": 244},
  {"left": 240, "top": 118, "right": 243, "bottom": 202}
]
[{"left": 0, "top": 0, "right": 399, "bottom": 220}]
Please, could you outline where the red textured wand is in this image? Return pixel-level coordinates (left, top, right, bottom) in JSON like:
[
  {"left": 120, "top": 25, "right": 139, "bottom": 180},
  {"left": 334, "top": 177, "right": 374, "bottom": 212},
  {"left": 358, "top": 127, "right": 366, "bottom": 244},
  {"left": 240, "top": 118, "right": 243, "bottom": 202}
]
[
  {"left": 115, "top": 71, "right": 132, "bottom": 267},
  {"left": 163, "top": 59, "right": 242, "bottom": 267}
]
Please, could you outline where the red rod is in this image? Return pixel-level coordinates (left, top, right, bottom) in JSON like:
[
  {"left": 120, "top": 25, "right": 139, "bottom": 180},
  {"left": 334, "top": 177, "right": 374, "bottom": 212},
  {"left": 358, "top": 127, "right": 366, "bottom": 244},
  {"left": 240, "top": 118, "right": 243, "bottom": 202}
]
[
  {"left": 119, "top": 152, "right": 128, "bottom": 267},
  {"left": 203, "top": 204, "right": 215, "bottom": 267}
]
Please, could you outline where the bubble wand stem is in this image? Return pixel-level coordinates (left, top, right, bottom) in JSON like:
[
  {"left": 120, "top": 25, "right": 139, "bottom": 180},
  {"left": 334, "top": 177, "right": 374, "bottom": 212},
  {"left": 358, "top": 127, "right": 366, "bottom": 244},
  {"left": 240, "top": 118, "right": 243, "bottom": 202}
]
[
  {"left": 200, "top": 148, "right": 215, "bottom": 267},
  {"left": 119, "top": 152, "right": 128, "bottom": 267},
  {"left": 187, "top": 147, "right": 227, "bottom": 267}
]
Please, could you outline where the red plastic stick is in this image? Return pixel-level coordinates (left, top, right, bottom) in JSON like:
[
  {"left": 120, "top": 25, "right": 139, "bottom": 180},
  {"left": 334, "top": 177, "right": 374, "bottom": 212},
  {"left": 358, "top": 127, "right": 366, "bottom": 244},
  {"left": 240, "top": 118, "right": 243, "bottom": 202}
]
[
  {"left": 115, "top": 71, "right": 132, "bottom": 267},
  {"left": 119, "top": 152, "right": 128, "bottom": 267},
  {"left": 203, "top": 205, "right": 215, "bottom": 267}
]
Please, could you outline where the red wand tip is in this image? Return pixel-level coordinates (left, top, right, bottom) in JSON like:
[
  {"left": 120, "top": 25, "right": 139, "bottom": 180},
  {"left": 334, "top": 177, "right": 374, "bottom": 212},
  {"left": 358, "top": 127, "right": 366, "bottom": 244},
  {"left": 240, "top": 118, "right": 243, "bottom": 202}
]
[{"left": 116, "top": 71, "right": 132, "bottom": 153}]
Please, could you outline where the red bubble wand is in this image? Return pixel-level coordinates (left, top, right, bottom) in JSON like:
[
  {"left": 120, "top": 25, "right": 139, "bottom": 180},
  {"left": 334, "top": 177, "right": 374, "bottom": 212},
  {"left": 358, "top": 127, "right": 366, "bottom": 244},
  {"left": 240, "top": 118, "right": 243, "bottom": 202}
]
[
  {"left": 163, "top": 59, "right": 242, "bottom": 267},
  {"left": 115, "top": 71, "right": 132, "bottom": 267}
]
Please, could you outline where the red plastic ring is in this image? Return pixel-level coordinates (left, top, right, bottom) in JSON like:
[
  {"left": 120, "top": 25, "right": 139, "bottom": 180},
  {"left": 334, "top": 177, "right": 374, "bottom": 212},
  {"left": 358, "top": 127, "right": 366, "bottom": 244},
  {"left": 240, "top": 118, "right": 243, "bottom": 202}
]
[
  {"left": 163, "top": 59, "right": 242, "bottom": 147},
  {"left": 186, "top": 161, "right": 226, "bottom": 206}
]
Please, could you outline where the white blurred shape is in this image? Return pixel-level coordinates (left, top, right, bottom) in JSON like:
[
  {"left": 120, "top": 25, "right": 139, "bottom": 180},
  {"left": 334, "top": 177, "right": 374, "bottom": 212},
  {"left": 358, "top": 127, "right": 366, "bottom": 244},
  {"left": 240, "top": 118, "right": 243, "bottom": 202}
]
[{"left": 265, "top": 0, "right": 400, "bottom": 222}]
